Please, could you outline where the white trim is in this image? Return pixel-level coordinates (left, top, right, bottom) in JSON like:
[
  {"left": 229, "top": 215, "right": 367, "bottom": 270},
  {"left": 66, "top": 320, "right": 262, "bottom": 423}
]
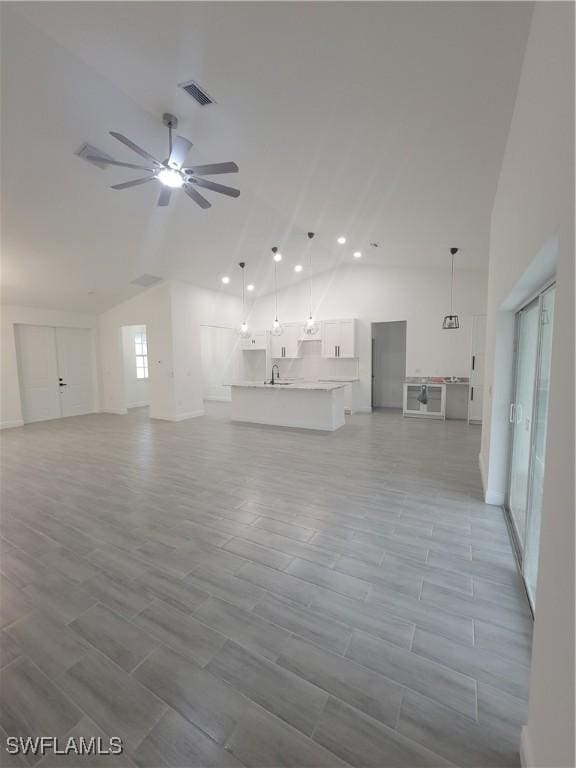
[
  {"left": 101, "top": 408, "right": 128, "bottom": 415},
  {"left": 203, "top": 396, "right": 232, "bottom": 403},
  {"left": 0, "top": 419, "right": 24, "bottom": 430},
  {"left": 355, "top": 406, "right": 373, "bottom": 413},
  {"left": 479, "top": 451, "right": 487, "bottom": 496},
  {"left": 520, "top": 726, "right": 533, "bottom": 768},
  {"left": 127, "top": 401, "right": 149, "bottom": 409},
  {"left": 479, "top": 450, "right": 506, "bottom": 506}
]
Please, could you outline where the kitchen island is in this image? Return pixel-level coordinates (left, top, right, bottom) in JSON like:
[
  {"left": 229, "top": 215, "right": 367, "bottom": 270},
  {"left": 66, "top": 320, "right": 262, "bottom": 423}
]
[{"left": 230, "top": 381, "right": 346, "bottom": 431}]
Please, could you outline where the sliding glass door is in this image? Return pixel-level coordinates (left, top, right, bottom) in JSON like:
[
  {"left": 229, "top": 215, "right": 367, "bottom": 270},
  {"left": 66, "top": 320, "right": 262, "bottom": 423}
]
[
  {"left": 507, "top": 284, "right": 556, "bottom": 610},
  {"left": 508, "top": 299, "right": 540, "bottom": 547}
]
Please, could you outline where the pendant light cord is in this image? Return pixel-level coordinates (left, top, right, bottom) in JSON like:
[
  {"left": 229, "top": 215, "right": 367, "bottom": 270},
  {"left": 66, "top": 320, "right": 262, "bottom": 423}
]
[
  {"left": 242, "top": 268, "right": 245, "bottom": 320},
  {"left": 308, "top": 250, "right": 313, "bottom": 317},
  {"left": 274, "top": 263, "right": 279, "bottom": 320},
  {"left": 450, "top": 252, "right": 455, "bottom": 314}
]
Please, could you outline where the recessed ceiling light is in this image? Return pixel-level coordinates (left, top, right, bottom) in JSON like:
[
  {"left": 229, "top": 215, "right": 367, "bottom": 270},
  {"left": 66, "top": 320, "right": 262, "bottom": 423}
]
[
  {"left": 353, "top": 251, "right": 362, "bottom": 259},
  {"left": 273, "top": 252, "right": 282, "bottom": 262},
  {"left": 247, "top": 283, "right": 255, "bottom": 291},
  {"left": 294, "top": 264, "right": 303, "bottom": 273},
  {"left": 337, "top": 236, "right": 346, "bottom": 245},
  {"left": 221, "top": 275, "right": 230, "bottom": 284}
]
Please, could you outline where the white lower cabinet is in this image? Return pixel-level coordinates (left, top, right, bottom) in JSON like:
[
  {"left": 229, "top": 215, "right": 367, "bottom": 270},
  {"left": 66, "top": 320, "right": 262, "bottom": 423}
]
[{"left": 403, "top": 383, "right": 446, "bottom": 419}]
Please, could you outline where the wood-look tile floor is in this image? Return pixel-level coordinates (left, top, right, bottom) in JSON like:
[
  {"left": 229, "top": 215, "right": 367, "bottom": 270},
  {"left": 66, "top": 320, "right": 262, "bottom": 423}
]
[{"left": 0, "top": 405, "right": 532, "bottom": 767}]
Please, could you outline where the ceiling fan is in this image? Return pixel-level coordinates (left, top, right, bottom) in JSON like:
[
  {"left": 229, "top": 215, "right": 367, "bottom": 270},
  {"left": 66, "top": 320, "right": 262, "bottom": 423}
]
[{"left": 87, "top": 113, "right": 240, "bottom": 209}]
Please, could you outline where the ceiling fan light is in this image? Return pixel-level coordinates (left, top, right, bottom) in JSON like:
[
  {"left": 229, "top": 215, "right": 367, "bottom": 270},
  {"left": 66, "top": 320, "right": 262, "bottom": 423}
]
[
  {"left": 442, "top": 314, "right": 460, "bottom": 330},
  {"left": 157, "top": 167, "right": 184, "bottom": 188}
]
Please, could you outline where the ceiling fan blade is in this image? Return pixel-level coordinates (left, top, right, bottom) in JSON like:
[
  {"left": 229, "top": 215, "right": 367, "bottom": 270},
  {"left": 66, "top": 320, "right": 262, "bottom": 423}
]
[
  {"left": 86, "top": 156, "right": 155, "bottom": 172},
  {"left": 189, "top": 177, "right": 240, "bottom": 198},
  {"left": 111, "top": 177, "right": 155, "bottom": 190},
  {"left": 109, "top": 132, "right": 162, "bottom": 166},
  {"left": 157, "top": 187, "right": 172, "bottom": 207},
  {"left": 184, "top": 162, "right": 239, "bottom": 176},
  {"left": 184, "top": 184, "right": 211, "bottom": 209},
  {"left": 168, "top": 136, "right": 193, "bottom": 169}
]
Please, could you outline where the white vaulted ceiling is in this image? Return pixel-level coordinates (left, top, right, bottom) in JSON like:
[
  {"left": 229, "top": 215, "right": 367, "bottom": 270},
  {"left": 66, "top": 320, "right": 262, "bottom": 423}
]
[{"left": 1, "top": 2, "right": 533, "bottom": 311}]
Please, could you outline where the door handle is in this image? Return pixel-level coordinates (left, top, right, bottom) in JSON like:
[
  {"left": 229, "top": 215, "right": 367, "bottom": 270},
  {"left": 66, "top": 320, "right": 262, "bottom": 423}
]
[
  {"left": 516, "top": 403, "right": 523, "bottom": 424},
  {"left": 470, "top": 386, "right": 474, "bottom": 401},
  {"left": 59, "top": 382, "right": 67, "bottom": 387},
  {"left": 472, "top": 355, "right": 475, "bottom": 371},
  {"left": 509, "top": 403, "right": 516, "bottom": 423}
]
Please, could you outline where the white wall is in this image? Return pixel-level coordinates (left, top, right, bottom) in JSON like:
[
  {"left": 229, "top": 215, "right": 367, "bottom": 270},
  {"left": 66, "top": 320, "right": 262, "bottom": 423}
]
[
  {"left": 479, "top": 4, "right": 574, "bottom": 767},
  {"left": 248, "top": 264, "right": 487, "bottom": 410},
  {"left": 121, "top": 324, "right": 149, "bottom": 408},
  {"left": 98, "top": 280, "right": 242, "bottom": 421},
  {"left": 372, "top": 321, "right": 407, "bottom": 408},
  {"left": 0, "top": 305, "right": 99, "bottom": 428}
]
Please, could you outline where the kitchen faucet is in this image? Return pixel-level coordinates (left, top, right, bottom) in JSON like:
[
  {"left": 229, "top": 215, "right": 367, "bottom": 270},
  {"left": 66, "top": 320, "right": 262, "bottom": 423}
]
[{"left": 270, "top": 364, "right": 280, "bottom": 385}]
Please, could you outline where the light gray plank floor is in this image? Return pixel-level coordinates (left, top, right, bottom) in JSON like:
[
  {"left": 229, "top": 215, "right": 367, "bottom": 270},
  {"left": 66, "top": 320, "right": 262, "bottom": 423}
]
[{"left": 0, "top": 404, "right": 532, "bottom": 767}]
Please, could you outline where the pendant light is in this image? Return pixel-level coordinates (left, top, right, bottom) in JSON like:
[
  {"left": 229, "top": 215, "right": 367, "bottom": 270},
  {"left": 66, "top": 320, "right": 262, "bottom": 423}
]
[
  {"left": 442, "top": 247, "right": 460, "bottom": 329},
  {"left": 303, "top": 232, "right": 320, "bottom": 336},
  {"left": 237, "top": 262, "right": 251, "bottom": 339},
  {"left": 270, "top": 247, "right": 283, "bottom": 336}
]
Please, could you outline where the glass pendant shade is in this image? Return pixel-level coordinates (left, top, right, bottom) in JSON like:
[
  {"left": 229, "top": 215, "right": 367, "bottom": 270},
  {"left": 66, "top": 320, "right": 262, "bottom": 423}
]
[
  {"left": 271, "top": 317, "right": 283, "bottom": 336},
  {"left": 442, "top": 314, "right": 460, "bottom": 330},
  {"left": 239, "top": 320, "right": 251, "bottom": 339},
  {"left": 303, "top": 314, "right": 320, "bottom": 336}
]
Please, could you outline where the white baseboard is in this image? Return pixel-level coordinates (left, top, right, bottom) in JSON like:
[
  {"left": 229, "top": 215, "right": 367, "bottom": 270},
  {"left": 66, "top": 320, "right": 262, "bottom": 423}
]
[
  {"left": 101, "top": 408, "right": 128, "bottom": 415},
  {"left": 0, "top": 419, "right": 24, "bottom": 430},
  {"left": 478, "top": 451, "right": 506, "bottom": 506},
  {"left": 520, "top": 726, "right": 533, "bottom": 768},
  {"left": 203, "top": 397, "right": 231, "bottom": 403},
  {"left": 355, "top": 407, "right": 373, "bottom": 413},
  {"left": 127, "top": 401, "right": 149, "bottom": 409}
]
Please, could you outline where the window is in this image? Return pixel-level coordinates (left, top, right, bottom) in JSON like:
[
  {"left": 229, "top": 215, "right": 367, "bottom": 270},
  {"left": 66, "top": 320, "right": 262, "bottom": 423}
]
[{"left": 135, "top": 331, "right": 148, "bottom": 379}]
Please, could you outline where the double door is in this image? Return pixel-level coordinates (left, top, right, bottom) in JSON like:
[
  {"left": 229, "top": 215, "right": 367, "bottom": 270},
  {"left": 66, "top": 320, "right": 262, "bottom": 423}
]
[
  {"left": 507, "top": 284, "right": 556, "bottom": 609},
  {"left": 15, "top": 325, "right": 95, "bottom": 423}
]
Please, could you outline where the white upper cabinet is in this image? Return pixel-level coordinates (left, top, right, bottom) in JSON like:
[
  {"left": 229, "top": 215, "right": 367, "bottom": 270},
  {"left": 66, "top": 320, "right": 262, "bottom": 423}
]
[
  {"left": 321, "top": 319, "right": 357, "bottom": 358},
  {"left": 241, "top": 331, "right": 267, "bottom": 351},
  {"left": 271, "top": 323, "right": 301, "bottom": 359}
]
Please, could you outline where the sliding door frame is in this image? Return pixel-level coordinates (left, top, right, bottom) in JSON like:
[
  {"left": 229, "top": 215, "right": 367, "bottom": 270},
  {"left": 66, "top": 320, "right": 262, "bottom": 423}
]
[{"left": 504, "top": 279, "right": 556, "bottom": 613}]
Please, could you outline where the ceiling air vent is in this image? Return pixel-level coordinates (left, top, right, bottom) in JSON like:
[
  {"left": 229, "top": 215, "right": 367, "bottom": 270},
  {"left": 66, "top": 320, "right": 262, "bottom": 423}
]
[
  {"left": 178, "top": 79, "right": 215, "bottom": 106},
  {"left": 130, "top": 274, "right": 163, "bottom": 288},
  {"left": 75, "top": 143, "right": 114, "bottom": 169}
]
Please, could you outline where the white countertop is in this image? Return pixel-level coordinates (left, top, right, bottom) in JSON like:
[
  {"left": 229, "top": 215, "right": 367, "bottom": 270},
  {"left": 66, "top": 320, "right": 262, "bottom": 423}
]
[
  {"left": 231, "top": 380, "right": 347, "bottom": 391},
  {"left": 318, "top": 377, "right": 360, "bottom": 382}
]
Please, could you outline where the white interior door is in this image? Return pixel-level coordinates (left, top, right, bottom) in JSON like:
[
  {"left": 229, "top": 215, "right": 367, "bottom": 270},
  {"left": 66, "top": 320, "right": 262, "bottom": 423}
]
[
  {"left": 55, "top": 328, "right": 95, "bottom": 417},
  {"left": 15, "top": 325, "right": 61, "bottom": 423},
  {"left": 200, "top": 325, "right": 236, "bottom": 401}
]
